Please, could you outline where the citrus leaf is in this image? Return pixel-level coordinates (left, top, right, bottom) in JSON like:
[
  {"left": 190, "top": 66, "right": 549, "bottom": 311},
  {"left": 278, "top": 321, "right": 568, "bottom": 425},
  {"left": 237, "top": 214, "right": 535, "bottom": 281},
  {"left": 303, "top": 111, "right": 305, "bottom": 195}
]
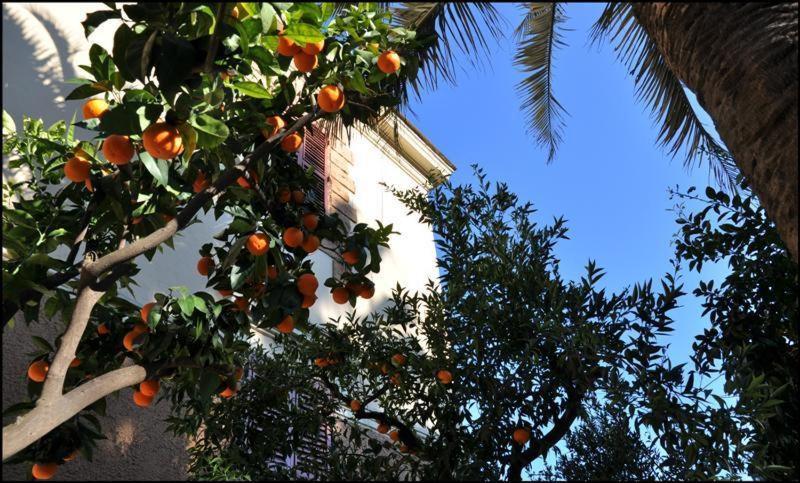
[{"left": 231, "top": 81, "right": 273, "bottom": 99}]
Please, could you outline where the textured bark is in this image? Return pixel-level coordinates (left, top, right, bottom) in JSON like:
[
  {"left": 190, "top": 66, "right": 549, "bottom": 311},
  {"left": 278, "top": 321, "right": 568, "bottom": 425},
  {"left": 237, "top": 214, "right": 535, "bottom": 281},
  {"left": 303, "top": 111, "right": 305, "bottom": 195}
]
[{"left": 632, "top": 3, "right": 799, "bottom": 261}]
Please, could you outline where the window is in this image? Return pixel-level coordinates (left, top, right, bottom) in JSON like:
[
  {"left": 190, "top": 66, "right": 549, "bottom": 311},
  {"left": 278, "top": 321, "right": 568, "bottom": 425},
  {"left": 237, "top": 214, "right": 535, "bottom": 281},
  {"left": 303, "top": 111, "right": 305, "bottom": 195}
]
[{"left": 298, "top": 126, "right": 329, "bottom": 215}]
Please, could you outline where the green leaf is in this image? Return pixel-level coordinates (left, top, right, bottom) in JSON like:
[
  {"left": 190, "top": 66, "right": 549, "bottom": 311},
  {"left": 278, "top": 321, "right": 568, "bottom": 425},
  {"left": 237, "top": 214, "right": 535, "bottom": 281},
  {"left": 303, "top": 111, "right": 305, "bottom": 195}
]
[
  {"left": 31, "top": 336, "right": 54, "bottom": 353},
  {"left": 222, "top": 236, "right": 249, "bottom": 272},
  {"left": 82, "top": 9, "right": 121, "bottom": 36},
  {"left": 260, "top": 3, "right": 276, "bottom": 33},
  {"left": 2, "top": 110, "right": 15, "bottom": 134},
  {"left": 65, "top": 84, "right": 108, "bottom": 101},
  {"left": 176, "top": 123, "right": 197, "bottom": 164},
  {"left": 193, "top": 295, "right": 209, "bottom": 314},
  {"left": 191, "top": 114, "right": 230, "bottom": 148},
  {"left": 283, "top": 23, "right": 324, "bottom": 45},
  {"left": 178, "top": 295, "right": 195, "bottom": 316},
  {"left": 139, "top": 152, "right": 169, "bottom": 186},
  {"left": 231, "top": 82, "right": 273, "bottom": 99}
]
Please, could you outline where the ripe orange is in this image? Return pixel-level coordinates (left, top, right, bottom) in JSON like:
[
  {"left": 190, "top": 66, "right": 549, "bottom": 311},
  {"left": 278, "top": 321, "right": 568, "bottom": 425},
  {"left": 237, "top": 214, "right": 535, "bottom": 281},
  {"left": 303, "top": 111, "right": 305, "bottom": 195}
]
[
  {"left": 84, "top": 178, "right": 94, "bottom": 192},
  {"left": 302, "top": 213, "right": 319, "bottom": 231},
  {"left": 350, "top": 399, "right": 362, "bottom": 412},
  {"left": 301, "top": 294, "right": 318, "bottom": 308},
  {"left": 235, "top": 366, "right": 245, "bottom": 380},
  {"left": 276, "top": 315, "right": 294, "bottom": 334},
  {"left": 133, "top": 389, "right": 154, "bottom": 407},
  {"left": 246, "top": 232, "right": 269, "bottom": 256},
  {"left": 261, "top": 115, "right": 286, "bottom": 138},
  {"left": 82, "top": 98, "right": 109, "bottom": 119},
  {"left": 301, "top": 234, "right": 320, "bottom": 253},
  {"left": 140, "top": 379, "right": 160, "bottom": 397},
  {"left": 399, "top": 444, "right": 409, "bottom": 453},
  {"left": 193, "top": 171, "right": 210, "bottom": 193},
  {"left": 392, "top": 354, "right": 407, "bottom": 366},
  {"left": 31, "top": 462, "right": 58, "bottom": 480},
  {"left": 317, "top": 85, "right": 345, "bottom": 113},
  {"left": 219, "top": 386, "right": 236, "bottom": 398},
  {"left": 360, "top": 285, "right": 375, "bottom": 299},
  {"left": 513, "top": 428, "right": 530, "bottom": 445},
  {"left": 437, "top": 369, "right": 453, "bottom": 384},
  {"left": 377, "top": 422, "right": 390, "bottom": 434},
  {"left": 64, "top": 156, "right": 91, "bottom": 182},
  {"left": 342, "top": 250, "right": 360, "bottom": 265},
  {"left": 297, "top": 273, "right": 319, "bottom": 296},
  {"left": 377, "top": 50, "right": 401, "bottom": 74},
  {"left": 217, "top": 288, "right": 234, "bottom": 297},
  {"left": 332, "top": 287, "right": 349, "bottom": 304},
  {"left": 389, "top": 430, "right": 400, "bottom": 442},
  {"left": 236, "top": 176, "right": 251, "bottom": 189},
  {"left": 292, "top": 190, "right": 305, "bottom": 203},
  {"left": 346, "top": 281, "right": 364, "bottom": 296},
  {"left": 314, "top": 357, "right": 329, "bottom": 368},
  {"left": 390, "top": 373, "right": 402, "bottom": 386},
  {"left": 197, "top": 256, "right": 214, "bottom": 276},
  {"left": 27, "top": 360, "right": 49, "bottom": 383},
  {"left": 142, "top": 122, "right": 183, "bottom": 160},
  {"left": 141, "top": 302, "right": 156, "bottom": 323},
  {"left": 97, "top": 323, "right": 110, "bottom": 335},
  {"left": 70, "top": 358, "right": 82, "bottom": 368},
  {"left": 303, "top": 39, "right": 325, "bottom": 55},
  {"left": 277, "top": 35, "right": 301, "bottom": 56},
  {"left": 281, "top": 132, "right": 303, "bottom": 152},
  {"left": 102, "top": 134, "right": 134, "bottom": 165},
  {"left": 123, "top": 330, "right": 143, "bottom": 351},
  {"left": 293, "top": 52, "right": 318, "bottom": 73},
  {"left": 282, "top": 227, "right": 303, "bottom": 248},
  {"left": 267, "top": 265, "right": 278, "bottom": 280},
  {"left": 132, "top": 322, "right": 149, "bottom": 335},
  {"left": 277, "top": 186, "right": 292, "bottom": 203}
]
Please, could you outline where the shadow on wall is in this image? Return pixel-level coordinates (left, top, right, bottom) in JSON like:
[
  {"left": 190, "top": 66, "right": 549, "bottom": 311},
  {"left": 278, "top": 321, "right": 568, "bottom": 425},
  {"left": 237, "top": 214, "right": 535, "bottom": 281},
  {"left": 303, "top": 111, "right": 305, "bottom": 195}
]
[
  {"left": 2, "top": 312, "right": 189, "bottom": 481},
  {"left": 2, "top": 4, "right": 189, "bottom": 480}
]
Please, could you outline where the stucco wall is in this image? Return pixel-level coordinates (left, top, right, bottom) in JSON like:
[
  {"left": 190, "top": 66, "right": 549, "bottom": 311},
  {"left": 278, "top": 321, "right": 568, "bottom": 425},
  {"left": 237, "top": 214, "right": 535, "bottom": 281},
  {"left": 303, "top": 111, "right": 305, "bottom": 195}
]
[{"left": 3, "top": 2, "right": 446, "bottom": 480}]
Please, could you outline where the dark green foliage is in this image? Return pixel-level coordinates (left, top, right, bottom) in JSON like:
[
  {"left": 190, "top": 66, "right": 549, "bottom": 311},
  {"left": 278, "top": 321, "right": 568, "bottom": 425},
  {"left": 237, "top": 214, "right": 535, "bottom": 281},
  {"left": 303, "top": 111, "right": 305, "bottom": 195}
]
[
  {"left": 186, "top": 166, "right": 699, "bottom": 481},
  {"left": 671, "top": 182, "right": 799, "bottom": 480},
  {"left": 542, "top": 403, "right": 672, "bottom": 481}
]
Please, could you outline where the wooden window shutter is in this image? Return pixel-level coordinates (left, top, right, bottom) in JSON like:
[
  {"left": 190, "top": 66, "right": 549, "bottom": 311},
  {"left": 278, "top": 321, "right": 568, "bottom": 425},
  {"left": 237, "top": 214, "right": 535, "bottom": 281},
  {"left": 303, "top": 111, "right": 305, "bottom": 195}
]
[{"left": 298, "top": 126, "right": 329, "bottom": 215}]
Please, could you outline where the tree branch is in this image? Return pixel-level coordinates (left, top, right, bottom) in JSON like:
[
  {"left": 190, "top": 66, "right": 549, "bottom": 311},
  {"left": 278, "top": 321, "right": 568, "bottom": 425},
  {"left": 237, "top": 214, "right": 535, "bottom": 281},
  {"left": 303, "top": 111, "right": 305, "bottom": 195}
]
[
  {"left": 316, "top": 374, "right": 421, "bottom": 449},
  {"left": 507, "top": 385, "right": 584, "bottom": 481},
  {"left": 2, "top": 363, "right": 146, "bottom": 461}
]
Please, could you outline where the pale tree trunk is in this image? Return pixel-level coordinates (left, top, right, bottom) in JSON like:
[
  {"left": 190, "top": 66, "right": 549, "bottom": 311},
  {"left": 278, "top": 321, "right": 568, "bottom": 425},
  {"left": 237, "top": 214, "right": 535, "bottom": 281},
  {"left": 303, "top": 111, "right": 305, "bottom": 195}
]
[{"left": 632, "top": 3, "right": 799, "bottom": 262}]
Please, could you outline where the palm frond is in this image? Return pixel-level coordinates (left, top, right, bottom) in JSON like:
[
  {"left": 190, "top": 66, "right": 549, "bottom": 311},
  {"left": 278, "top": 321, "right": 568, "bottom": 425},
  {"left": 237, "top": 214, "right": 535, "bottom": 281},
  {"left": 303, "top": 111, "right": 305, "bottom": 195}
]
[
  {"left": 392, "top": 2, "right": 506, "bottom": 97},
  {"left": 513, "top": 3, "right": 568, "bottom": 162},
  {"left": 590, "top": 3, "right": 739, "bottom": 190}
]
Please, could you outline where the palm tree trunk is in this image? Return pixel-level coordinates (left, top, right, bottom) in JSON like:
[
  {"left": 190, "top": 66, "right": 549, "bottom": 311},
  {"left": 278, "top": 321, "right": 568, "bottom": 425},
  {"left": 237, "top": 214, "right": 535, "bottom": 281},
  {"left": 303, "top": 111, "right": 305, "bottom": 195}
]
[{"left": 632, "top": 3, "right": 798, "bottom": 262}]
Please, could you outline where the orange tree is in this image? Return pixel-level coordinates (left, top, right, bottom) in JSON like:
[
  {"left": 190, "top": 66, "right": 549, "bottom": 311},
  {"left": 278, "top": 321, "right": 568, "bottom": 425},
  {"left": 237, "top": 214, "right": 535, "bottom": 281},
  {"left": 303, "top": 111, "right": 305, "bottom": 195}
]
[
  {"left": 184, "top": 168, "right": 746, "bottom": 480},
  {"left": 1, "top": 2, "right": 431, "bottom": 477}
]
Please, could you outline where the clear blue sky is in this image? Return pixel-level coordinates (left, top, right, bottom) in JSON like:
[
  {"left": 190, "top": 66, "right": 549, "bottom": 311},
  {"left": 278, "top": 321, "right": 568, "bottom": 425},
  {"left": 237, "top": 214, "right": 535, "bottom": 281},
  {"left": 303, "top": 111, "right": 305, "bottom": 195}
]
[{"left": 405, "top": 3, "right": 730, "bottom": 369}]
